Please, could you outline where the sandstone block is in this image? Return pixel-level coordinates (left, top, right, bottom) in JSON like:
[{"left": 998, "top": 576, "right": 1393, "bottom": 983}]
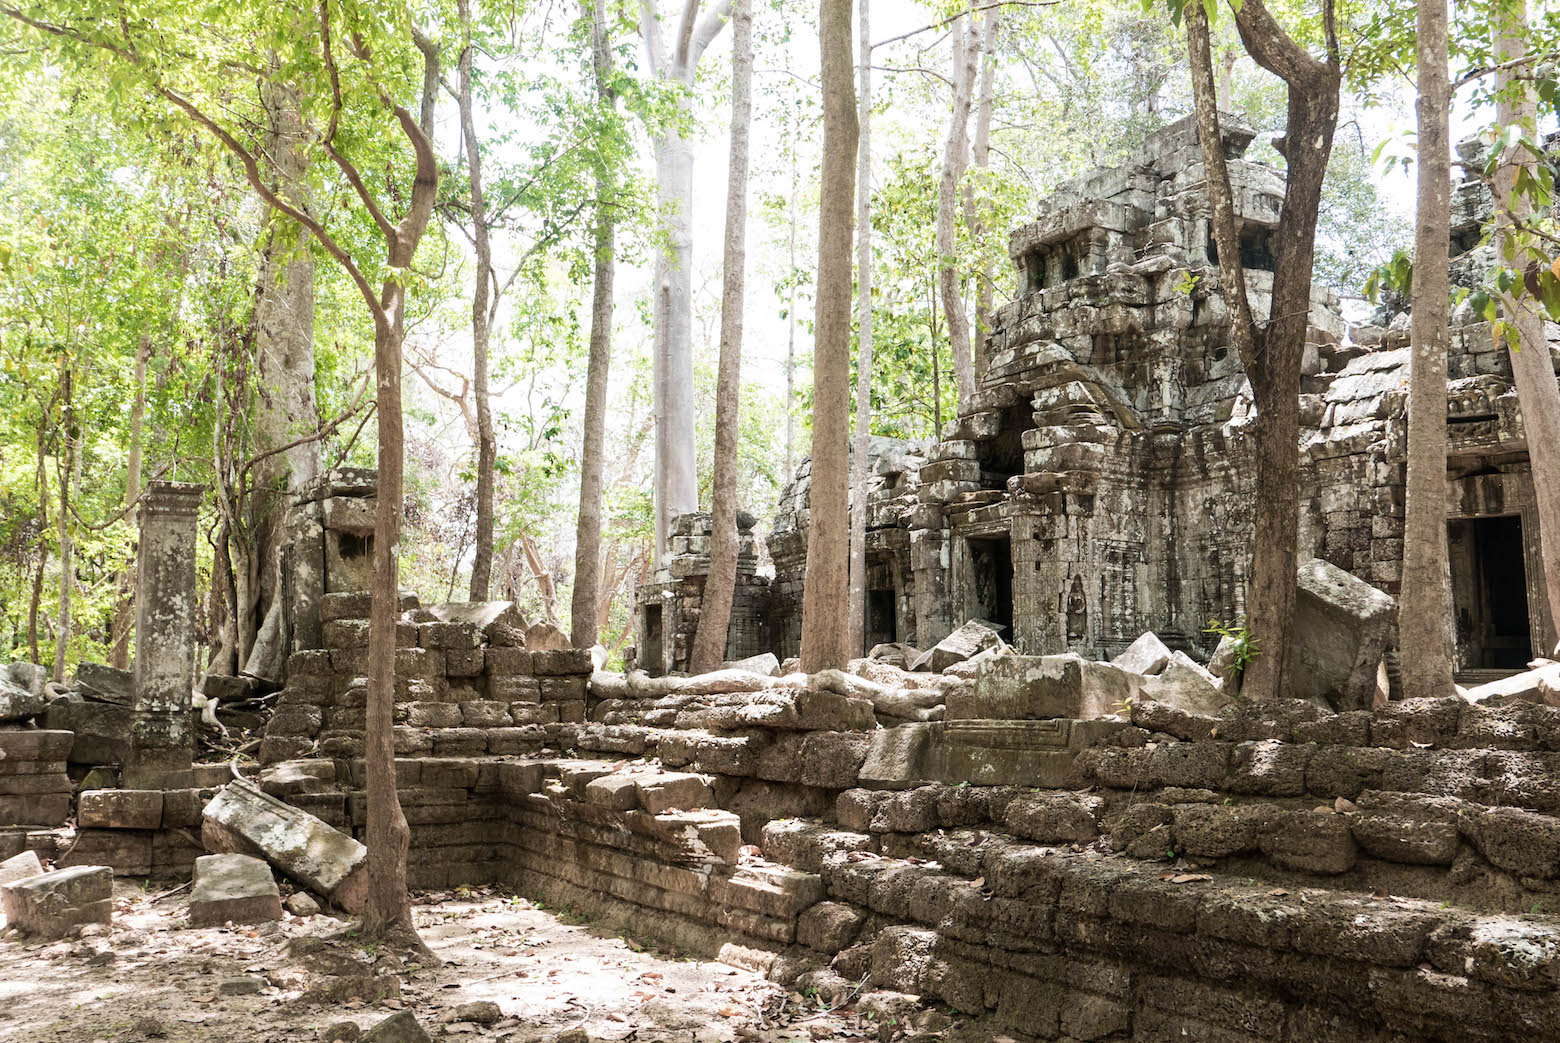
[
  {"left": 418, "top": 621, "right": 481, "bottom": 651},
  {"left": 1, "top": 864, "right": 111, "bottom": 937},
  {"left": 1112, "top": 632, "right": 1173, "bottom": 675},
  {"left": 362, "top": 1011, "right": 433, "bottom": 1043},
  {"left": 636, "top": 773, "right": 715, "bottom": 814},
  {"left": 911, "top": 619, "right": 1005, "bottom": 673},
  {"left": 1291, "top": 558, "right": 1395, "bottom": 710},
  {"left": 533, "top": 648, "right": 593, "bottom": 676},
  {"left": 202, "top": 777, "right": 368, "bottom": 911},
  {"left": 484, "top": 647, "right": 534, "bottom": 676},
  {"left": 78, "top": 789, "right": 163, "bottom": 830},
  {"left": 0, "top": 849, "right": 43, "bottom": 888},
  {"left": 1260, "top": 810, "right": 1357, "bottom": 874},
  {"left": 952, "top": 654, "right": 1141, "bottom": 720},
  {"left": 583, "top": 774, "right": 641, "bottom": 811},
  {"left": 188, "top": 853, "right": 282, "bottom": 927},
  {"left": 798, "top": 901, "right": 866, "bottom": 951}
]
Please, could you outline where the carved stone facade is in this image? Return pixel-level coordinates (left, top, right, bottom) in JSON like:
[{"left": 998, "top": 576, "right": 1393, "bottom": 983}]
[{"left": 647, "top": 113, "right": 1560, "bottom": 676}]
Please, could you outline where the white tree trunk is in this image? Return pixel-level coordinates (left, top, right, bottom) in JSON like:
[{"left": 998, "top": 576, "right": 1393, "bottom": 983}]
[
  {"left": 966, "top": 12, "right": 998, "bottom": 380},
  {"left": 1492, "top": 0, "right": 1560, "bottom": 652},
  {"left": 847, "top": 0, "right": 873, "bottom": 657},
  {"left": 1400, "top": 0, "right": 1455, "bottom": 696},
  {"left": 653, "top": 120, "right": 699, "bottom": 565}
]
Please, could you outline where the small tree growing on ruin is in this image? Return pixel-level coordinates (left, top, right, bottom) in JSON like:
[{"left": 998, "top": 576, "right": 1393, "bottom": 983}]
[
  {"left": 1180, "top": 0, "right": 1341, "bottom": 702},
  {"left": 3, "top": 0, "right": 443, "bottom": 942}
]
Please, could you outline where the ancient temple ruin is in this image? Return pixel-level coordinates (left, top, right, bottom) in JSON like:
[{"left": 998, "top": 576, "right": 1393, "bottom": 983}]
[{"left": 641, "top": 113, "right": 1560, "bottom": 678}]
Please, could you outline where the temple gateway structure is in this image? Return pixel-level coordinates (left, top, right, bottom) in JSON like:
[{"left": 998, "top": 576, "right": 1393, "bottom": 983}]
[{"left": 637, "top": 114, "right": 1560, "bottom": 681}]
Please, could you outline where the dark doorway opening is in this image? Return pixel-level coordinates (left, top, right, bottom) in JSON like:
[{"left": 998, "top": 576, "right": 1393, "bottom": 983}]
[
  {"left": 866, "top": 589, "right": 897, "bottom": 649},
  {"left": 1449, "top": 515, "right": 1532, "bottom": 669},
  {"left": 642, "top": 604, "right": 665, "bottom": 676},
  {"left": 975, "top": 401, "right": 1032, "bottom": 489},
  {"left": 968, "top": 536, "right": 1014, "bottom": 640}
]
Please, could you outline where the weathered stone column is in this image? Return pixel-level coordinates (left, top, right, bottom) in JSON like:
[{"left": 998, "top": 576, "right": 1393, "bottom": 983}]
[{"left": 122, "top": 480, "right": 204, "bottom": 789}]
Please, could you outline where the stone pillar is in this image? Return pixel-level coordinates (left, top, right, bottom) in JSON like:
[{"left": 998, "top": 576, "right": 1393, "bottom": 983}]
[{"left": 123, "top": 480, "right": 204, "bottom": 789}]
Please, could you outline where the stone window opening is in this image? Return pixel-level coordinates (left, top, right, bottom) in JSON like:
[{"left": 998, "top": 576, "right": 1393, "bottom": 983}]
[
  {"left": 1448, "top": 515, "right": 1532, "bottom": 671},
  {"left": 1206, "top": 226, "right": 1276, "bottom": 273},
  {"left": 974, "top": 401, "right": 1032, "bottom": 488},
  {"left": 1026, "top": 239, "right": 1083, "bottom": 293}
]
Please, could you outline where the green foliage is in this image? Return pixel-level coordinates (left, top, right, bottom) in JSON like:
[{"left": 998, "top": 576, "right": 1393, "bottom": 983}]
[{"left": 1204, "top": 618, "right": 1261, "bottom": 675}]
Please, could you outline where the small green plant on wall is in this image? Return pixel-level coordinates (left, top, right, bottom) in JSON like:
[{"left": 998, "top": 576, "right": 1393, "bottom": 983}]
[{"left": 1204, "top": 618, "right": 1261, "bottom": 675}]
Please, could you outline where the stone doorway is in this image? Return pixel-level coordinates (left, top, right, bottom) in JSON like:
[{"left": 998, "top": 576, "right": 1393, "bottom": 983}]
[
  {"left": 966, "top": 535, "right": 1014, "bottom": 641},
  {"left": 865, "top": 589, "right": 897, "bottom": 648},
  {"left": 1449, "top": 515, "right": 1533, "bottom": 670},
  {"left": 642, "top": 604, "right": 665, "bottom": 676}
]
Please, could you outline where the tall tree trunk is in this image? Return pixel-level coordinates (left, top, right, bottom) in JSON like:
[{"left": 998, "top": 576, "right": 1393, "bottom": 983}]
[
  {"left": 362, "top": 32, "right": 441, "bottom": 943},
  {"left": 690, "top": 0, "right": 753, "bottom": 674},
  {"left": 572, "top": 0, "right": 618, "bottom": 649},
  {"left": 1399, "top": 0, "right": 1455, "bottom": 696},
  {"left": 109, "top": 334, "right": 148, "bottom": 669},
  {"left": 456, "top": 0, "right": 498, "bottom": 603},
  {"left": 935, "top": 5, "right": 979, "bottom": 413},
  {"left": 53, "top": 366, "right": 77, "bottom": 684},
  {"left": 785, "top": 143, "right": 799, "bottom": 485},
  {"left": 29, "top": 417, "right": 49, "bottom": 665},
  {"left": 799, "top": 0, "right": 859, "bottom": 673},
  {"left": 966, "top": 11, "right": 998, "bottom": 381},
  {"left": 1185, "top": 0, "right": 1339, "bottom": 702},
  {"left": 248, "top": 84, "right": 320, "bottom": 676},
  {"left": 1492, "top": 0, "right": 1560, "bottom": 653},
  {"left": 847, "top": 0, "right": 873, "bottom": 658}
]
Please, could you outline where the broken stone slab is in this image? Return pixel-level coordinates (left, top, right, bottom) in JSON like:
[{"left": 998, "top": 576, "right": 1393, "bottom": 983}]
[
  {"left": 1, "top": 864, "right": 111, "bottom": 938},
  {"left": 1463, "top": 664, "right": 1560, "bottom": 707},
  {"left": 202, "top": 777, "right": 368, "bottom": 912},
  {"left": 0, "top": 662, "right": 47, "bottom": 723},
  {"left": 858, "top": 723, "right": 945, "bottom": 789},
  {"left": 188, "top": 852, "right": 282, "bottom": 927},
  {"left": 1111, "top": 632, "right": 1173, "bottom": 676},
  {"left": 911, "top": 619, "right": 1005, "bottom": 673},
  {"left": 362, "top": 1011, "right": 433, "bottom": 1043},
  {"left": 1290, "top": 558, "right": 1395, "bottom": 710},
  {"left": 721, "top": 652, "right": 780, "bottom": 677},
  {"left": 426, "top": 601, "right": 529, "bottom": 643},
  {"left": 525, "top": 621, "right": 570, "bottom": 651},
  {"left": 260, "top": 759, "right": 339, "bottom": 797},
  {"left": 867, "top": 643, "right": 922, "bottom": 670},
  {"left": 0, "top": 849, "right": 43, "bottom": 888},
  {"left": 78, "top": 789, "right": 163, "bottom": 830},
  {"left": 1140, "top": 651, "right": 1234, "bottom": 716},
  {"left": 948, "top": 654, "right": 1143, "bottom": 721},
  {"left": 72, "top": 662, "right": 134, "bottom": 706}
]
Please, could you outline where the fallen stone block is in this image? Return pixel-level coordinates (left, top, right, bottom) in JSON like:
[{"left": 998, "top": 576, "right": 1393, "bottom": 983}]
[
  {"left": 950, "top": 653, "right": 1142, "bottom": 720},
  {"left": 188, "top": 852, "right": 282, "bottom": 927},
  {"left": 202, "top": 777, "right": 368, "bottom": 912},
  {"left": 1, "top": 864, "right": 111, "bottom": 937},
  {"left": 78, "top": 789, "right": 164, "bottom": 830},
  {"left": 867, "top": 643, "right": 922, "bottom": 669},
  {"left": 285, "top": 891, "right": 322, "bottom": 917},
  {"left": 1463, "top": 664, "right": 1560, "bottom": 707},
  {"left": 858, "top": 723, "right": 943, "bottom": 789},
  {"left": 912, "top": 619, "right": 1005, "bottom": 673},
  {"left": 0, "top": 849, "right": 43, "bottom": 888},
  {"left": 362, "top": 1011, "right": 433, "bottom": 1043},
  {"left": 722, "top": 652, "right": 780, "bottom": 677},
  {"left": 1141, "top": 651, "right": 1233, "bottom": 716},
  {"left": 1112, "top": 632, "right": 1173, "bottom": 675},
  {"left": 0, "top": 662, "right": 47, "bottom": 723},
  {"left": 1291, "top": 558, "right": 1395, "bottom": 710},
  {"left": 73, "top": 662, "right": 134, "bottom": 706},
  {"left": 636, "top": 772, "right": 715, "bottom": 814}
]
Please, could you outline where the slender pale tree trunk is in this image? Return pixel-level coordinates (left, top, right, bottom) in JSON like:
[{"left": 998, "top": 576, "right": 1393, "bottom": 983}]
[
  {"left": 690, "top": 0, "right": 753, "bottom": 674},
  {"left": 785, "top": 145, "right": 799, "bottom": 484},
  {"left": 456, "top": 0, "right": 498, "bottom": 602},
  {"left": 1492, "top": 0, "right": 1560, "bottom": 652},
  {"left": 966, "top": 12, "right": 998, "bottom": 380},
  {"left": 935, "top": 5, "right": 979, "bottom": 412},
  {"left": 248, "top": 84, "right": 320, "bottom": 677},
  {"left": 572, "top": 0, "right": 618, "bottom": 648},
  {"left": 362, "top": 34, "right": 441, "bottom": 941},
  {"left": 52, "top": 366, "right": 78, "bottom": 684},
  {"left": 799, "top": 0, "right": 859, "bottom": 673},
  {"left": 642, "top": 0, "right": 732, "bottom": 564},
  {"left": 846, "top": 0, "right": 873, "bottom": 658},
  {"left": 1399, "top": 0, "right": 1456, "bottom": 696},
  {"left": 109, "top": 335, "right": 148, "bottom": 669}
]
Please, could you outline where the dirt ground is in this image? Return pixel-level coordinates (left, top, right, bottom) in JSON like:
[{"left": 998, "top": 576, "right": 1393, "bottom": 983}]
[{"left": 0, "top": 881, "right": 903, "bottom": 1043}]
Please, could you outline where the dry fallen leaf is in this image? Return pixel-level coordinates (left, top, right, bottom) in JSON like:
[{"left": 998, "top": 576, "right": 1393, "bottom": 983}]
[{"left": 1169, "top": 873, "right": 1212, "bottom": 884}]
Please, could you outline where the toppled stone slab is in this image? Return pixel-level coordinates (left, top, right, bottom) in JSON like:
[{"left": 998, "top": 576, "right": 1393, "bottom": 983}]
[
  {"left": 911, "top": 619, "right": 1005, "bottom": 673},
  {"left": 1141, "top": 651, "right": 1233, "bottom": 716},
  {"left": 188, "top": 852, "right": 283, "bottom": 927},
  {"left": 202, "top": 777, "right": 368, "bottom": 912},
  {"left": 1463, "top": 664, "right": 1560, "bottom": 707},
  {"left": 73, "top": 662, "right": 134, "bottom": 706},
  {"left": 1, "top": 864, "right": 111, "bottom": 937},
  {"left": 0, "top": 662, "right": 47, "bottom": 722},
  {"left": 722, "top": 652, "right": 780, "bottom": 677},
  {"left": 949, "top": 654, "right": 1141, "bottom": 720},
  {"left": 1291, "top": 558, "right": 1395, "bottom": 710},
  {"left": 0, "top": 849, "right": 43, "bottom": 888},
  {"left": 1112, "top": 632, "right": 1172, "bottom": 676}
]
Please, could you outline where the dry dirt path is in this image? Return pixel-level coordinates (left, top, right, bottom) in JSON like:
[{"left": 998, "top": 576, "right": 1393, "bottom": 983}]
[{"left": 0, "top": 882, "right": 904, "bottom": 1043}]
